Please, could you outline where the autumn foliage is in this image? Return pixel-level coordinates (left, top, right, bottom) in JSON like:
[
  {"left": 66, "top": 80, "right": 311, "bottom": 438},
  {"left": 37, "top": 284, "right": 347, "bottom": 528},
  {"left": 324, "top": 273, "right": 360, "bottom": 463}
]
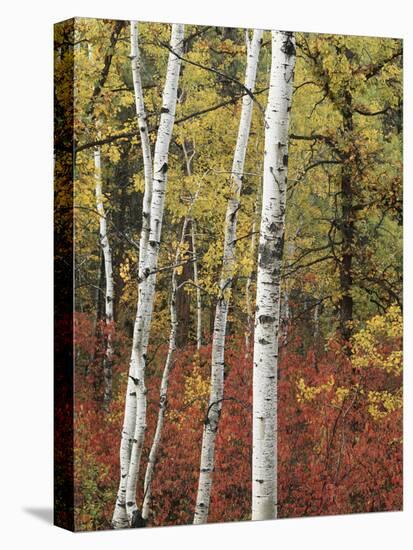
[{"left": 72, "top": 308, "right": 402, "bottom": 530}]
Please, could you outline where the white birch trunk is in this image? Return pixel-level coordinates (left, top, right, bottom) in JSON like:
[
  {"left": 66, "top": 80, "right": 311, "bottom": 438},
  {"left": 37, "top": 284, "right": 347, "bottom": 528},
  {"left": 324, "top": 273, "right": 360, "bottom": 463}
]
[
  {"left": 124, "top": 23, "right": 185, "bottom": 526},
  {"left": 94, "top": 146, "right": 114, "bottom": 407},
  {"left": 193, "top": 29, "right": 263, "bottom": 524},
  {"left": 191, "top": 221, "right": 202, "bottom": 350},
  {"left": 141, "top": 218, "right": 189, "bottom": 520},
  {"left": 252, "top": 30, "right": 295, "bottom": 522},
  {"left": 130, "top": 21, "right": 153, "bottom": 278},
  {"left": 112, "top": 22, "right": 155, "bottom": 528}
]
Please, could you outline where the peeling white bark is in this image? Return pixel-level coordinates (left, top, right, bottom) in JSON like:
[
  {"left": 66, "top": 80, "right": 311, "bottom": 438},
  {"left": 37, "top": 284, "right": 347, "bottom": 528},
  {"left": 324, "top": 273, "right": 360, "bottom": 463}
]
[
  {"left": 124, "top": 23, "right": 185, "bottom": 526},
  {"left": 193, "top": 29, "right": 263, "bottom": 525},
  {"left": 94, "top": 146, "right": 114, "bottom": 407},
  {"left": 252, "top": 30, "right": 295, "bottom": 522}
]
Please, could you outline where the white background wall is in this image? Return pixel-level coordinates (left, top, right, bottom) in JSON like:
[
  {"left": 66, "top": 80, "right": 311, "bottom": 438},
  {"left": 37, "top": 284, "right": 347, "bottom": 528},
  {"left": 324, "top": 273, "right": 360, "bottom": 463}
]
[{"left": 1, "top": 0, "right": 411, "bottom": 548}]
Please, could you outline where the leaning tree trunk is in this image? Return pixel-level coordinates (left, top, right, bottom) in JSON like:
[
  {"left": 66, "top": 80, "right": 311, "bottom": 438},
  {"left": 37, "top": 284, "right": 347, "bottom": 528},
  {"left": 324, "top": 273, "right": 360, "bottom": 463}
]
[
  {"left": 123, "top": 23, "right": 185, "bottom": 527},
  {"left": 94, "top": 146, "right": 114, "bottom": 407},
  {"left": 193, "top": 29, "right": 263, "bottom": 525},
  {"left": 112, "top": 21, "right": 155, "bottom": 529},
  {"left": 252, "top": 30, "right": 295, "bottom": 522},
  {"left": 142, "top": 218, "right": 190, "bottom": 521}
]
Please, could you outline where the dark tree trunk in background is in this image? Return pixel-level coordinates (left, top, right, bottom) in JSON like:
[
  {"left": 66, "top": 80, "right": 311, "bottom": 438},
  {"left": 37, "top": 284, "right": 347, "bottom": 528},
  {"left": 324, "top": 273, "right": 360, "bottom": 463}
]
[{"left": 339, "top": 91, "right": 355, "bottom": 344}]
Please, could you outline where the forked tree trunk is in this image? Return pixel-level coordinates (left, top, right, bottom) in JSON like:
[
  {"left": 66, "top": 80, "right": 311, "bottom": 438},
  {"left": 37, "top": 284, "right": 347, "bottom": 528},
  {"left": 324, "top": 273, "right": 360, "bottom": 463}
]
[
  {"left": 94, "top": 146, "right": 114, "bottom": 407},
  {"left": 124, "top": 23, "right": 185, "bottom": 527},
  {"left": 142, "top": 218, "right": 190, "bottom": 521},
  {"left": 252, "top": 30, "right": 295, "bottom": 521},
  {"left": 112, "top": 21, "right": 155, "bottom": 529},
  {"left": 193, "top": 29, "right": 263, "bottom": 524}
]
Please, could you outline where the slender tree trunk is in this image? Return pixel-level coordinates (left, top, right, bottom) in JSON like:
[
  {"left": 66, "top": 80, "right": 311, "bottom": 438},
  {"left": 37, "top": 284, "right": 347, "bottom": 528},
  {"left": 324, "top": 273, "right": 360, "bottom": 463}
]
[
  {"left": 130, "top": 21, "right": 153, "bottom": 278},
  {"left": 193, "top": 29, "right": 263, "bottom": 524},
  {"left": 94, "top": 146, "right": 114, "bottom": 407},
  {"left": 192, "top": 221, "right": 202, "bottom": 350},
  {"left": 182, "top": 140, "right": 202, "bottom": 350},
  {"left": 252, "top": 30, "right": 295, "bottom": 522},
  {"left": 313, "top": 299, "right": 320, "bottom": 370},
  {"left": 281, "top": 287, "right": 290, "bottom": 348},
  {"left": 245, "top": 197, "right": 259, "bottom": 357},
  {"left": 339, "top": 91, "right": 354, "bottom": 344},
  {"left": 175, "top": 232, "right": 192, "bottom": 347},
  {"left": 123, "top": 23, "right": 185, "bottom": 527},
  {"left": 112, "top": 22, "right": 156, "bottom": 528},
  {"left": 91, "top": 249, "right": 104, "bottom": 369},
  {"left": 142, "top": 218, "right": 190, "bottom": 521}
]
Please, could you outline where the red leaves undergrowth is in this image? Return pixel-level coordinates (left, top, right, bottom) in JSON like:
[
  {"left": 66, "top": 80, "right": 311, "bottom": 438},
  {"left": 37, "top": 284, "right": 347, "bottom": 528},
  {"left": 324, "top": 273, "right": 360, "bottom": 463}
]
[{"left": 72, "top": 313, "right": 402, "bottom": 530}]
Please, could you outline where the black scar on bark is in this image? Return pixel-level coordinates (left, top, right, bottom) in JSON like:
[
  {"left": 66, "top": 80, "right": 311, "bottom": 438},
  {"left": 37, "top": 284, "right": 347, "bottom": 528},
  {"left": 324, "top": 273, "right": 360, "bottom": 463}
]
[
  {"left": 275, "top": 234, "right": 285, "bottom": 258},
  {"left": 157, "top": 162, "right": 168, "bottom": 174},
  {"left": 258, "top": 338, "right": 271, "bottom": 345},
  {"left": 281, "top": 33, "right": 296, "bottom": 57},
  {"left": 131, "top": 509, "right": 146, "bottom": 528},
  {"left": 283, "top": 154, "right": 288, "bottom": 167},
  {"left": 140, "top": 126, "right": 146, "bottom": 132},
  {"left": 258, "top": 314, "right": 276, "bottom": 324},
  {"left": 160, "top": 107, "right": 170, "bottom": 114}
]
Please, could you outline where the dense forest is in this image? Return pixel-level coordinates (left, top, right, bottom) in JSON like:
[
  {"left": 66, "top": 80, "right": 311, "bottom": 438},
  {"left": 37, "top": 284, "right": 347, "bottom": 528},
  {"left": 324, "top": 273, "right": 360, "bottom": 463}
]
[{"left": 54, "top": 18, "right": 402, "bottom": 530}]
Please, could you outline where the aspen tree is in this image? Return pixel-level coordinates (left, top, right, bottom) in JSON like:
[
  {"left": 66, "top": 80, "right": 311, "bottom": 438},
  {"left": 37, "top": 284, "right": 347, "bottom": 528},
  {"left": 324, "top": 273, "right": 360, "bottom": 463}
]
[
  {"left": 94, "top": 146, "right": 114, "bottom": 406},
  {"left": 252, "top": 30, "right": 295, "bottom": 521},
  {"left": 112, "top": 21, "right": 154, "bottom": 527},
  {"left": 182, "top": 140, "right": 202, "bottom": 350},
  {"left": 194, "top": 28, "right": 263, "bottom": 524},
  {"left": 123, "top": 23, "right": 185, "bottom": 527},
  {"left": 142, "top": 218, "right": 190, "bottom": 520}
]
